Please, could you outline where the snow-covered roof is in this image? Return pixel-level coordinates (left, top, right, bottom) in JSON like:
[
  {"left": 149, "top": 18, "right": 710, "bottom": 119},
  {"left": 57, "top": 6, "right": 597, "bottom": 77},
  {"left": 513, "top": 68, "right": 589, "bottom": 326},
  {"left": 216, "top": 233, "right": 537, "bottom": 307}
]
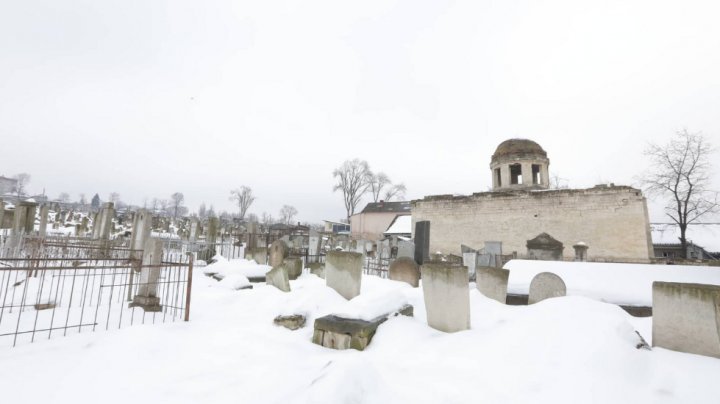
[
  {"left": 651, "top": 223, "right": 720, "bottom": 252},
  {"left": 384, "top": 214, "right": 411, "bottom": 235}
]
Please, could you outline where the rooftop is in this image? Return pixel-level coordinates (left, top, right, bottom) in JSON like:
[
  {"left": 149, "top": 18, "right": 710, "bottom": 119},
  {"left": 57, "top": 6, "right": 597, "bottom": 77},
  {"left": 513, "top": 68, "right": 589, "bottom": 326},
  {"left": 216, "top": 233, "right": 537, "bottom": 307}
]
[
  {"left": 491, "top": 138, "right": 547, "bottom": 161},
  {"left": 360, "top": 201, "right": 411, "bottom": 214}
]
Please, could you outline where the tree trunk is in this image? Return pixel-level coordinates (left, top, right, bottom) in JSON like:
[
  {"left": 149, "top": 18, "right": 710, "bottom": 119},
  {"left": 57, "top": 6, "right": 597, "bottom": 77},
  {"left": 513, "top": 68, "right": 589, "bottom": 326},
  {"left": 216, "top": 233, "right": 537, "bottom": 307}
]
[{"left": 679, "top": 223, "right": 688, "bottom": 259}]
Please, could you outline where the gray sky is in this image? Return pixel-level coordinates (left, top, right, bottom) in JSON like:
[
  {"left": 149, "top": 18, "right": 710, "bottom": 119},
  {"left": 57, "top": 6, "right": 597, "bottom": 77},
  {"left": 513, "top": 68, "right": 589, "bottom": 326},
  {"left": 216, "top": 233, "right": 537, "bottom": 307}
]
[{"left": 1, "top": 0, "right": 719, "bottom": 223}]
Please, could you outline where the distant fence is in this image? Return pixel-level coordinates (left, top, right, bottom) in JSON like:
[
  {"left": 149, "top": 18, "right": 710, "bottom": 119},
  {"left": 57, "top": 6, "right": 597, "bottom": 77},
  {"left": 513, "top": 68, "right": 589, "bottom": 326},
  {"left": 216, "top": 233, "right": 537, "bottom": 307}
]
[{"left": 0, "top": 237, "right": 193, "bottom": 348}]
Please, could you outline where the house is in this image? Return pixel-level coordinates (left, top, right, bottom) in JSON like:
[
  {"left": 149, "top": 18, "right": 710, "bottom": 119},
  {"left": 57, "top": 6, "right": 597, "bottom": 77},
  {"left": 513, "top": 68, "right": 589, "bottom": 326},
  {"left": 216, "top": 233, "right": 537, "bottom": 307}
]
[
  {"left": 383, "top": 214, "right": 412, "bottom": 238},
  {"left": 0, "top": 176, "right": 18, "bottom": 197},
  {"left": 651, "top": 223, "right": 720, "bottom": 261},
  {"left": 350, "top": 201, "right": 411, "bottom": 240},
  {"left": 323, "top": 220, "right": 350, "bottom": 234}
]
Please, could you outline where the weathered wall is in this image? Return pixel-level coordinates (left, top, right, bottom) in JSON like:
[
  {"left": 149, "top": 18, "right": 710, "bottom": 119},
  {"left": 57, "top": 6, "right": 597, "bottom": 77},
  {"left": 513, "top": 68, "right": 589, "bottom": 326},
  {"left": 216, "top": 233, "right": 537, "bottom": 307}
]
[{"left": 412, "top": 186, "right": 653, "bottom": 261}]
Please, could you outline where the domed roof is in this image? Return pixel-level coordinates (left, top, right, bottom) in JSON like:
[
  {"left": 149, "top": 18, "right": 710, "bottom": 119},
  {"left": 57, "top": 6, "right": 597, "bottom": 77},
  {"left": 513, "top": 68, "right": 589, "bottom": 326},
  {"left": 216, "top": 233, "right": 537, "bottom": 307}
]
[{"left": 491, "top": 138, "right": 547, "bottom": 161}]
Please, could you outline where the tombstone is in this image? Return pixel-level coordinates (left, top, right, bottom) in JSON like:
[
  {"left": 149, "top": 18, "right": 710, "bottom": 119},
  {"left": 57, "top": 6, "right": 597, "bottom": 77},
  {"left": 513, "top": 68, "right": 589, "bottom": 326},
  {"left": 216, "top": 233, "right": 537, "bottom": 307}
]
[
  {"left": 291, "top": 235, "right": 304, "bottom": 249},
  {"left": 312, "top": 305, "right": 413, "bottom": 351},
  {"left": 189, "top": 218, "right": 199, "bottom": 242},
  {"left": 307, "top": 262, "right": 325, "bottom": 279},
  {"left": 476, "top": 266, "right": 509, "bottom": 303},
  {"left": 246, "top": 247, "right": 267, "bottom": 265},
  {"left": 265, "top": 265, "right": 290, "bottom": 292},
  {"left": 421, "top": 263, "right": 470, "bottom": 332},
  {"left": 388, "top": 257, "right": 420, "bottom": 287},
  {"left": 573, "top": 242, "right": 589, "bottom": 262},
  {"left": 526, "top": 233, "right": 564, "bottom": 261},
  {"left": 129, "top": 238, "right": 164, "bottom": 312},
  {"left": 484, "top": 241, "right": 503, "bottom": 267},
  {"left": 283, "top": 257, "right": 303, "bottom": 280},
  {"left": 325, "top": 251, "right": 363, "bottom": 300},
  {"left": 207, "top": 217, "right": 219, "bottom": 245},
  {"left": 93, "top": 202, "right": 115, "bottom": 240},
  {"left": 397, "top": 240, "right": 415, "bottom": 259},
  {"left": 269, "top": 239, "right": 289, "bottom": 268},
  {"left": 463, "top": 252, "right": 478, "bottom": 280},
  {"left": 378, "top": 239, "right": 391, "bottom": 259},
  {"left": 308, "top": 234, "right": 321, "bottom": 260},
  {"left": 38, "top": 204, "right": 50, "bottom": 237},
  {"left": 652, "top": 282, "right": 720, "bottom": 358},
  {"left": 80, "top": 217, "right": 89, "bottom": 236},
  {"left": 414, "top": 221, "right": 430, "bottom": 265},
  {"left": 528, "top": 272, "right": 567, "bottom": 304},
  {"left": 130, "top": 209, "right": 152, "bottom": 260}
]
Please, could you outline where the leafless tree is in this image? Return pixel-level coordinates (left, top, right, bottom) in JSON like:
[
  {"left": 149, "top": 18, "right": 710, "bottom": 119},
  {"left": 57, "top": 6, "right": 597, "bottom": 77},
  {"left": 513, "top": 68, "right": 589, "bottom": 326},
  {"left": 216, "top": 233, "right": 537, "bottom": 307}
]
[
  {"left": 13, "top": 173, "right": 30, "bottom": 197},
  {"left": 383, "top": 183, "right": 407, "bottom": 201},
  {"left": 198, "top": 202, "right": 207, "bottom": 218},
  {"left": 170, "top": 192, "right": 185, "bottom": 219},
  {"left": 367, "top": 172, "right": 391, "bottom": 202},
  {"left": 246, "top": 213, "right": 259, "bottom": 223},
  {"left": 333, "top": 159, "right": 371, "bottom": 221},
  {"left": 279, "top": 205, "right": 298, "bottom": 225},
  {"left": 261, "top": 212, "right": 274, "bottom": 228},
  {"left": 550, "top": 174, "right": 569, "bottom": 189},
  {"left": 229, "top": 186, "right": 256, "bottom": 220},
  {"left": 641, "top": 130, "right": 719, "bottom": 258}
]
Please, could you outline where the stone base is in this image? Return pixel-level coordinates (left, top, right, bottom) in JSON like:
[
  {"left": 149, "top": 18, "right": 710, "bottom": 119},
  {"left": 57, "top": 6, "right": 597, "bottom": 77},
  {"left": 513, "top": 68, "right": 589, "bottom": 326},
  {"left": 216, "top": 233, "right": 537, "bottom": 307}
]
[
  {"left": 274, "top": 314, "right": 306, "bottom": 330},
  {"left": 129, "top": 296, "right": 162, "bottom": 312},
  {"left": 312, "top": 304, "right": 413, "bottom": 351}
]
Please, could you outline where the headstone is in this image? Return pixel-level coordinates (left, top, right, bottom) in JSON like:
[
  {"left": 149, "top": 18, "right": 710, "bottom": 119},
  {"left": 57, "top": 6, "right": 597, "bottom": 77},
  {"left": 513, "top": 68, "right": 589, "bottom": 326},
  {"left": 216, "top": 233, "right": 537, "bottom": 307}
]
[
  {"left": 129, "top": 238, "right": 164, "bottom": 312},
  {"left": 325, "top": 251, "right": 363, "bottom": 300},
  {"left": 414, "top": 221, "right": 430, "bottom": 265},
  {"left": 283, "top": 257, "right": 303, "bottom": 280},
  {"left": 388, "top": 257, "right": 420, "bottom": 287},
  {"left": 484, "top": 241, "right": 503, "bottom": 267},
  {"left": 307, "top": 262, "right": 325, "bottom": 279},
  {"left": 246, "top": 247, "right": 267, "bottom": 265},
  {"left": 528, "top": 272, "right": 567, "bottom": 304},
  {"left": 38, "top": 204, "right": 50, "bottom": 237},
  {"left": 308, "top": 234, "right": 321, "bottom": 259},
  {"left": 476, "top": 266, "right": 509, "bottom": 303},
  {"left": 269, "top": 239, "right": 289, "bottom": 268},
  {"left": 463, "top": 252, "right": 477, "bottom": 279},
  {"left": 291, "top": 235, "right": 304, "bottom": 248},
  {"left": 397, "top": 240, "right": 415, "bottom": 259},
  {"left": 421, "top": 263, "right": 470, "bottom": 332},
  {"left": 526, "top": 233, "right": 564, "bottom": 261},
  {"left": 652, "top": 282, "right": 720, "bottom": 358},
  {"left": 189, "top": 218, "right": 199, "bottom": 242},
  {"left": 265, "top": 265, "right": 290, "bottom": 292},
  {"left": 573, "top": 242, "right": 589, "bottom": 262},
  {"left": 129, "top": 209, "right": 152, "bottom": 262},
  {"left": 207, "top": 217, "right": 219, "bottom": 245}
]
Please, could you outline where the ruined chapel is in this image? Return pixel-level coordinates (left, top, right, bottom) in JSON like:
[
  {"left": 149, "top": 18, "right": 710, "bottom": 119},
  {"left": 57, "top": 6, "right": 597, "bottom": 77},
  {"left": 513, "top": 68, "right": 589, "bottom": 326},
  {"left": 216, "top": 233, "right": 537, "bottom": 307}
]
[{"left": 411, "top": 139, "right": 654, "bottom": 261}]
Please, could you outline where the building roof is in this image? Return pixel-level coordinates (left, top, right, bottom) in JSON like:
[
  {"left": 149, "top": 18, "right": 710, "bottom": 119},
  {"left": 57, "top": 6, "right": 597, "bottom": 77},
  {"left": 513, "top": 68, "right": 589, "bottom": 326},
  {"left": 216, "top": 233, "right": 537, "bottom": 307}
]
[
  {"left": 360, "top": 201, "right": 411, "bottom": 214},
  {"left": 384, "top": 215, "right": 412, "bottom": 235},
  {"left": 491, "top": 138, "right": 547, "bottom": 161}
]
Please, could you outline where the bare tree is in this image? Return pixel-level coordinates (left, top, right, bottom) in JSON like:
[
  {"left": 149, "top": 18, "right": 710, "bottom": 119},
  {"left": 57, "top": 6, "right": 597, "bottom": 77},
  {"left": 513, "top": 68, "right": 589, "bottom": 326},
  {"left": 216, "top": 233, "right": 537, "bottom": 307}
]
[
  {"left": 229, "top": 186, "right": 256, "bottom": 220},
  {"left": 367, "top": 172, "right": 391, "bottom": 202},
  {"left": 550, "top": 174, "right": 569, "bottom": 189},
  {"left": 261, "top": 212, "right": 274, "bottom": 228},
  {"left": 333, "top": 159, "right": 371, "bottom": 221},
  {"left": 198, "top": 202, "right": 207, "bottom": 218},
  {"left": 13, "top": 173, "right": 30, "bottom": 197},
  {"left": 383, "top": 183, "right": 407, "bottom": 201},
  {"left": 170, "top": 192, "right": 185, "bottom": 219},
  {"left": 641, "top": 130, "right": 719, "bottom": 258},
  {"left": 279, "top": 205, "right": 298, "bottom": 225}
]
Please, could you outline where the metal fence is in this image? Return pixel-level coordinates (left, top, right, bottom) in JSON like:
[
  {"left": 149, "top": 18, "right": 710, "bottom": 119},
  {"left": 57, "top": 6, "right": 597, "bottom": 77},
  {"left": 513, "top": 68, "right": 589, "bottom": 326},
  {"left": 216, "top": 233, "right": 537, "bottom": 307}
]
[{"left": 0, "top": 238, "right": 193, "bottom": 348}]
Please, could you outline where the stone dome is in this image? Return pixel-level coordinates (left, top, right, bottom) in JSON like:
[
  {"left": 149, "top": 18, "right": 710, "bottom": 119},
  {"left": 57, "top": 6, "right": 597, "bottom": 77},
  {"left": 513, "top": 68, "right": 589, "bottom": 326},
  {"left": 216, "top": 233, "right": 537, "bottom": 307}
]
[{"left": 491, "top": 138, "right": 547, "bottom": 162}]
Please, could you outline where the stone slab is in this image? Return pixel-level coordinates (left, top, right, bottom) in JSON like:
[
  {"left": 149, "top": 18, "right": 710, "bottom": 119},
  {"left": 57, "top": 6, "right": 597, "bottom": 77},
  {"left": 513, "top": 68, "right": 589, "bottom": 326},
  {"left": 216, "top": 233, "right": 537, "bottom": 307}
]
[
  {"left": 421, "top": 263, "right": 470, "bottom": 333},
  {"left": 388, "top": 257, "right": 420, "bottom": 287},
  {"left": 311, "top": 304, "right": 413, "bottom": 350},
  {"left": 476, "top": 266, "right": 509, "bottom": 303},
  {"left": 266, "top": 265, "right": 290, "bottom": 292},
  {"left": 528, "top": 272, "right": 566, "bottom": 304},
  {"left": 325, "top": 251, "right": 363, "bottom": 300}
]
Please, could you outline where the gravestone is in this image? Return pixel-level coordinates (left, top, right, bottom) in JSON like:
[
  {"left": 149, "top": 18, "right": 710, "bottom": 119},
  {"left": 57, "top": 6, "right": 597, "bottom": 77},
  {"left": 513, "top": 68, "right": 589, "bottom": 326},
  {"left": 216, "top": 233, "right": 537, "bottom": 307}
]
[
  {"left": 129, "top": 238, "right": 164, "bottom": 312},
  {"left": 414, "top": 221, "right": 430, "bottom": 265},
  {"left": 526, "top": 233, "right": 564, "bottom": 261},
  {"left": 397, "top": 240, "right": 415, "bottom": 259},
  {"left": 38, "top": 204, "right": 50, "bottom": 237},
  {"left": 388, "top": 257, "right": 420, "bottom": 287},
  {"left": 528, "top": 272, "right": 567, "bottom": 304},
  {"left": 189, "top": 219, "right": 199, "bottom": 242},
  {"left": 325, "top": 251, "right": 363, "bottom": 300},
  {"left": 476, "top": 266, "right": 509, "bottom": 303},
  {"left": 307, "top": 262, "right": 325, "bottom": 279},
  {"left": 312, "top": 305, "right": 413, "bottom": 351},
  {"left": 269, "top": 239, "right": 289, "bottom": 268},
  {"left": 249, "top": 247, "right": 268, "bottom": 265},
  {"left": 463, "top": 252, "right": 477, "bottom": 279},
  {"left": 484, "top": 241, "right": 503, "bottom": 267},
  {"left": 207, "top": 217, "right": 219, "bottom": 245},
  {"left": 421, "top": 263, "right": 470, "bottom": 332},
  {"left": 266, "top": 265, "right": 290, "bottom": 292},
  {"left": 573, "top": 242, "right": 589, "bottom": 262},
  {"left": 652, "top": 282, "right": 720, "bottom": 358},
  {"left": 308, "top": 234, "right": 321, "bottom": 259},
  {"left": 283, "top": 257, "right": 303, "bottom": 280},
  {"left": 129, "top": 209, "right": 152, "bottom": 262}
]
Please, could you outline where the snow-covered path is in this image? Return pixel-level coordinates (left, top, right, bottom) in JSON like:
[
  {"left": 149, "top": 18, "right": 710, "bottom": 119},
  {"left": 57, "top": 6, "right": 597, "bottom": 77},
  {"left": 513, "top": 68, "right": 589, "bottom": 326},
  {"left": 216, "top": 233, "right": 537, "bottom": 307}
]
[{"left": 1, "top": 260, "right": 719, "bottom": 404}]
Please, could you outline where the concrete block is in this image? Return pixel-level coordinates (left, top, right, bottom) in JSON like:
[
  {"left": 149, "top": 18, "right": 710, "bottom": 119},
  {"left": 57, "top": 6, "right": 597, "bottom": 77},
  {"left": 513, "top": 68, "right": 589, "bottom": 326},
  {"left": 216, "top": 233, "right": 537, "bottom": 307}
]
[
  {"left": 652, "top": 282, "right": 720, "bottom": 358},
  {"left": 388, "top": 257, "right": 420, "bottom": 287},
  {"left": 528, "top": 272, "right": 566, "bottom": 304},
  {"left": 274, "top": 314, "right": 306, "bottom": 330},
  {"left": 476, "top": 266, "right": 509, "bottom": 303},
  {"left": 312, "top": 305, "right": 413, "bottom": 350},
  {"left": 325, "top": 251, "right": 363, "bottom": 300},
  {"left": 421, "top": 263, "right": 470, "bottom": 332},
  {"left": 266, "top": 265, "right": 290, "bottom": 292}
]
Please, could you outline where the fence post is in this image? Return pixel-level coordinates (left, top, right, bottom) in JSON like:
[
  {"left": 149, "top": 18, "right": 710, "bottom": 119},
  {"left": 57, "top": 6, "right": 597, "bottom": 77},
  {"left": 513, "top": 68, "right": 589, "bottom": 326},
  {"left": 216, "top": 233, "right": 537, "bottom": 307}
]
[{"left": 184, "top": 253, "right": 194, "bottom": 322}]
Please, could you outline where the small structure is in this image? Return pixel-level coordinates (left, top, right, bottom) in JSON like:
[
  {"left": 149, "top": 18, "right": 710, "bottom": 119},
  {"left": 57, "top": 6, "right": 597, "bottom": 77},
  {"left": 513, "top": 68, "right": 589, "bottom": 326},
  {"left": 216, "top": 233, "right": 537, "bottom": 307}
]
[
  {"left": 526, "top": 233, "right": 564, "bottom": 261},
  {"left": 573, "top": 242, "right": 589, "bottom": 262},
  {"left": 528, "top": 272, "right": 567, "bottom": 304}
]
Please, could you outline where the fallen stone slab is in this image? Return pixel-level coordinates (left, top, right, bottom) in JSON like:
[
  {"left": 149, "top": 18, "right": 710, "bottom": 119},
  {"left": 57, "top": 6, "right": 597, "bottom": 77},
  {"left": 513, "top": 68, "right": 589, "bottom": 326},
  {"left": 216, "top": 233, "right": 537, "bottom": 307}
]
[
  {"left": 274, "top": 314, "right": 307, "bottom": 330},
  {"left": 312, "top": 304, "right": 413, "bottom": 351}
]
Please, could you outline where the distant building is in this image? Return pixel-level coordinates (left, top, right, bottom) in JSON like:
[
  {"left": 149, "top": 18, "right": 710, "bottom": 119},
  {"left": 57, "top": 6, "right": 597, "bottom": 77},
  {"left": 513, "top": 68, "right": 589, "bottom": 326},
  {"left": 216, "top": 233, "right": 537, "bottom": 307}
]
[
  {"left": 383, "top": 214, "right": 412, "bottom": 238},
  {"left": 350, "top": 201, "right": 411, "bottom": 240},
  {"left": 0, "top": 175, "right": 17, "bottom": 196},
  {"left": 651, "top": 223, "right": 720, "bottom": 260},
  {"left": 323, "top": 220, "right": 350, "bottom": 234}
]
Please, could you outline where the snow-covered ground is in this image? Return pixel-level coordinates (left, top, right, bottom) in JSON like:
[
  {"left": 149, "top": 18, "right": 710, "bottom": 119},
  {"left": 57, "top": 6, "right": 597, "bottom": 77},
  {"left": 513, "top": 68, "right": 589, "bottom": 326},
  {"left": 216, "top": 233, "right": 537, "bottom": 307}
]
[
  {"left": 1, "top": 259, "right": 720, "bottom": 403},
  {"left": 505, "top": 259, "right": 720, "bottom": 306}
]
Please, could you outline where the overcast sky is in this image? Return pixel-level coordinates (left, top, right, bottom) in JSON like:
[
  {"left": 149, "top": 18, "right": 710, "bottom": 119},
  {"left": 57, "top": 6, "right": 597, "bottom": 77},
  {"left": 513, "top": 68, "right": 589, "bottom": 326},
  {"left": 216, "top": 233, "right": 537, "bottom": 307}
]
[{"left": 1, "top": 0, "right": 719, "bottom": 223}]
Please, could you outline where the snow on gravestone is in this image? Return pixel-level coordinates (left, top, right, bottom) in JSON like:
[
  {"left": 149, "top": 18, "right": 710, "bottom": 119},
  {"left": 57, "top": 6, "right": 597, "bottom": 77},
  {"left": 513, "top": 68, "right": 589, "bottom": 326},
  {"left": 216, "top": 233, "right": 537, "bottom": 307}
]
[
  {"left": 421, "top": 263, "right": 470, "bottom": 332},
  {"left": 528, "top": 272, "right": 567, "bottom": 304},
  {"left": 269, "top": 239, "right": 289, "bottom": 268},
  {"left": 388, "top": 257, "right": 420, "bottom": 287},
  {"left": 652, "top": 282, "right": 720, "bottom": 359},
  {"left": 325, "top": 251, "right": 363, "bottom": 300},
  {"left": 476, "top": 266, "right": 509, "bottom": 304}
]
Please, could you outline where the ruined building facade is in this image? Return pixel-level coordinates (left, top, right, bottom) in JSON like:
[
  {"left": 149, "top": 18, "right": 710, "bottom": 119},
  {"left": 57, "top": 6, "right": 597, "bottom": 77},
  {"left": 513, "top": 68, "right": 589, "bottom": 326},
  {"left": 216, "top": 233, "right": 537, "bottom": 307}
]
[{"left": 411, "top": 139, "right": 654, "bottom": 261}]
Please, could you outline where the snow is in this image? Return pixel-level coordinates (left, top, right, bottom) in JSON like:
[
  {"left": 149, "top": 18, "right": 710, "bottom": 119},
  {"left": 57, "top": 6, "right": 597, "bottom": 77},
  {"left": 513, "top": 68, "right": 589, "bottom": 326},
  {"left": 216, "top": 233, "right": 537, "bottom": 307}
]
[
  {"left": 505, "top": 259, "right": 720, "bottom": 306},
  {"left": 384, "top": 214, "right": 412, "bottom": 235},
  {"left": 1, "top": 261, "right": 720, "bottom": 403},
  {"left": 202, "top": 255, "right": 271, "bottom": 279}
]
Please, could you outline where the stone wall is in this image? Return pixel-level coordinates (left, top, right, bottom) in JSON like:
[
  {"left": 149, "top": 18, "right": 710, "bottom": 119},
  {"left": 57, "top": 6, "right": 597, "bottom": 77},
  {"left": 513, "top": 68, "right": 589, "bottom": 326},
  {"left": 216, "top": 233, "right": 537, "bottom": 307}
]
[{"left": 411, "top": 185, "right": 653, "bottom": 261}]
